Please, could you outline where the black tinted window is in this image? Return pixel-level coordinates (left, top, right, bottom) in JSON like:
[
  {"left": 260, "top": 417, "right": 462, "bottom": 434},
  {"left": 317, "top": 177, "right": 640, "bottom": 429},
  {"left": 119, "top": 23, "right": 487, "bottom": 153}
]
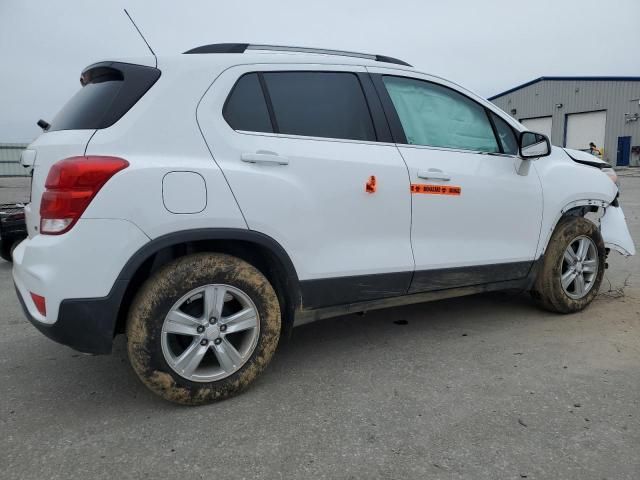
[
  {"left": 262, "top": 72, "right": 376, "bottom": 141},
  {"left": 490, "top": 112, "right": 518, "bottom": 155},
  {"left": 51, "top": 81, "right": 123, "bottom": 131},
  {"left": 50, "top": 63, "right": 160, "bottom": 132},
  {"left": 223, "top": 73, "right": 273, "bottom": 133}
]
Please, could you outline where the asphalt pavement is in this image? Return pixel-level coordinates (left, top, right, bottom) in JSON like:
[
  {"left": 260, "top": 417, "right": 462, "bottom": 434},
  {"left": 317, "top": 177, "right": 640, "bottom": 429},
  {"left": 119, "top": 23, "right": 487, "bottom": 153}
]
[{"left": 1, "top": 175, "right": 639, "bottom": 480}]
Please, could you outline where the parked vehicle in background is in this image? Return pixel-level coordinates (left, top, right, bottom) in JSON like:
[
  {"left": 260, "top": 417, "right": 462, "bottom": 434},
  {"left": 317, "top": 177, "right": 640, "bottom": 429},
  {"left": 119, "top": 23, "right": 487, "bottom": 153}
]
[
  {"left": 0, "top": 203, "right": 27, "bottom": 262},
  {"left": 12, "top": 44, "right": 636, "bottom": 405}
]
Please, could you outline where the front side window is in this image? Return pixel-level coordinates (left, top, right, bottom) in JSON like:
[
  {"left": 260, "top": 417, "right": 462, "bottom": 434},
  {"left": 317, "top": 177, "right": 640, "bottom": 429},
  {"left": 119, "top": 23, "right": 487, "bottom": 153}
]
[
  {"left": 382, "top": 76, "right": 499, "bottom": 153},
  {"left": 490, "top": 112, "right": 518, "bottom": 155},
  {"left": 262, "top": 72, "right": 376, "bottom": 141}
]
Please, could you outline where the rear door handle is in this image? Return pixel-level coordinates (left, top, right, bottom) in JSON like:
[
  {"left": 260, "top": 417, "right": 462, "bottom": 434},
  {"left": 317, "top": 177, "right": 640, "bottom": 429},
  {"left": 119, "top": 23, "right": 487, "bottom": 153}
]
[
  {"left": 417, "top": 168, "right": 450, "bottom": 181},
  {"left": 241, "top": 152, "right": 289, "bottom": 165}
]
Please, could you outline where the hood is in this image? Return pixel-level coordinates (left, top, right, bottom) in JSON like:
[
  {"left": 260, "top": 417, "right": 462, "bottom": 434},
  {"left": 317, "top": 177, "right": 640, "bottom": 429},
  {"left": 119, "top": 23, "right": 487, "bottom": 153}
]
[{"left": 563, "top": 148, "right": 611, "bottom": 169}]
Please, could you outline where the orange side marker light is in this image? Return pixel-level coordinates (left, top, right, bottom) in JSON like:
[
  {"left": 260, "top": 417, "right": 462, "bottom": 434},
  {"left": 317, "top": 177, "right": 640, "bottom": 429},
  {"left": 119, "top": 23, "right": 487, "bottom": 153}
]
[{"left": 366, "top": 175, "right": 377, "bottom": 194}]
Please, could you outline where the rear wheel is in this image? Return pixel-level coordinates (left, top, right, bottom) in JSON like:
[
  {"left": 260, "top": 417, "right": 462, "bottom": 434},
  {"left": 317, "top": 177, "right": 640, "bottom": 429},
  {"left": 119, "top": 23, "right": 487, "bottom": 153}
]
[
  {"left": 532, "top": 216, "right": 605, "bottom": 313},
  {"left": 127, "top": 253, "right": 281, "bottom": 405}
]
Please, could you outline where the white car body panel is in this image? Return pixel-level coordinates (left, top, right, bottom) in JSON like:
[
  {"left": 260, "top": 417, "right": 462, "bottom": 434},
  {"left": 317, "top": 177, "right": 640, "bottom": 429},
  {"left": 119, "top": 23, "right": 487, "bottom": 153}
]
[
  {"left": 12, "top": 218, "right": 149, "bottom": 323},
  {"left": 563, "top": 147, "right": 609, "bottom": 166},
  {"left": 601, "top": 206, "right": 636, "bottom": 256},
  {"left": 367, "top": 67, "right": 542, "bottom": 271},
  {"left": 198, "top": 63, "right": 414, "bottom": 280},
  {"left": 532, "top": 147, "right": 618, "bottom": 257},
  {"left": 401, "top": 145, "right": 543, "bottom": 270},
  {"left": 82, "top": 57, "right": 247, "bottom": 238}
]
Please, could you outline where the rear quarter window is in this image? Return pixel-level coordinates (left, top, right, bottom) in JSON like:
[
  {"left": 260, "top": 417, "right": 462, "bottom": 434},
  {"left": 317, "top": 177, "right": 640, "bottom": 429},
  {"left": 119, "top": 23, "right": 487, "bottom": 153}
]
[
  {"left": 49, "top": 62, "right": 160, "bottom": 132},
  {"left": 223, "top": 73, "right": 273, "bottom": 133}
]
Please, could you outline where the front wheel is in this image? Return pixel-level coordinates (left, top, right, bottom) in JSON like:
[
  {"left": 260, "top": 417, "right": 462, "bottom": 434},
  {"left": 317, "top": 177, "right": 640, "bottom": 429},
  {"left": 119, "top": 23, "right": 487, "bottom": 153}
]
[
  {"left": 532, "top": 216, "right": 605, "bottom": 313},
  {"left": 126, "top": 253, "right": 281, "bottom": 405}
]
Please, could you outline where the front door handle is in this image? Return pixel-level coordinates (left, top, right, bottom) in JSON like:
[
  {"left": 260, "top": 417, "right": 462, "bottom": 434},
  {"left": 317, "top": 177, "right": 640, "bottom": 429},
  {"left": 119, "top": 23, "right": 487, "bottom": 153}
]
[
  {"left": 241, "top": 151, "right": 289, "bottom": 165},
  {"left": 417, "top": 168, "right": 450, "bottom": 181}
]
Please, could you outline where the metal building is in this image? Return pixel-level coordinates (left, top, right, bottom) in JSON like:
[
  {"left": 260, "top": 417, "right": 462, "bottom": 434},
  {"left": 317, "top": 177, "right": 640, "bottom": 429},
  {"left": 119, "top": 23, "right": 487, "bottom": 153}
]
[
  {"left": 489, "top": 77, "right": 640, "bottom": 166},
  {"left": 0, "top": 143, "right": 29, "bottom": 177}
]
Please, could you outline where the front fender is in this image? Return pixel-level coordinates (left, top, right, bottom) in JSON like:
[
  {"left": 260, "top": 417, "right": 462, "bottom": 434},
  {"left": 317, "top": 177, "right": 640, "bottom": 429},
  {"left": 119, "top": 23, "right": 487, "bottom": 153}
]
[{"left": 601, "top": 206, "right": 636, "bottom": 256}]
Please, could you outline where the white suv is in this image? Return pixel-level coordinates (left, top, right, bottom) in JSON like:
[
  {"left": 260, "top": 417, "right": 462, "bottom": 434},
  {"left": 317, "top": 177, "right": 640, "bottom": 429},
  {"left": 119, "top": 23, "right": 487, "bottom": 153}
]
[{"left": 13, "top": 44, "right": 635, "bottom": 404}]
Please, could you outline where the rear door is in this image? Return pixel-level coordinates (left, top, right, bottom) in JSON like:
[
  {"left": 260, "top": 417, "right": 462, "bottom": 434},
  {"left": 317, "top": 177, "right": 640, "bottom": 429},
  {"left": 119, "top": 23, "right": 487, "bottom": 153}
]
[
  {"left": 198, "top": 64, "right": 414, "bottom": 308},
  {"left": 369, "top": 68, "right": 543, "bottom": 293}
]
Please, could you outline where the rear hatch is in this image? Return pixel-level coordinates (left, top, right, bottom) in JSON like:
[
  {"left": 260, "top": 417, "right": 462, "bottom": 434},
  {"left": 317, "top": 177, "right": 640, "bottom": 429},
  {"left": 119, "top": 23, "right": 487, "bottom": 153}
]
[{"left": 24, "top": 61, "right": 160, "bottom": 237}]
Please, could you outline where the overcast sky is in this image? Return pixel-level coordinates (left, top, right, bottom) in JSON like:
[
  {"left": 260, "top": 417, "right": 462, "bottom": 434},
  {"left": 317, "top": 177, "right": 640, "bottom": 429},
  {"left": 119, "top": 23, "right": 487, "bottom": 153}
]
[{"left": 1, "top": 0, "right": 638, "bottom": 143}]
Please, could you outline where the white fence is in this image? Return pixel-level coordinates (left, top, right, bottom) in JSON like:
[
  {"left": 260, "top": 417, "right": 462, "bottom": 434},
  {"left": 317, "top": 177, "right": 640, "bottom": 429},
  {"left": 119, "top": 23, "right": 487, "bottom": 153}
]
[{"left": 0, "top": 144, "right": 29, "bottom": 177}]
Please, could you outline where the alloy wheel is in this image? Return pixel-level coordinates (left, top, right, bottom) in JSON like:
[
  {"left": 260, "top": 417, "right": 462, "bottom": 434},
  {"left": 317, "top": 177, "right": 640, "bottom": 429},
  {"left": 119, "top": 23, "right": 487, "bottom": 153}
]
[
  {"left": 560, "top": 236, "right": 599, "bottom": 300},
  {"left": 160, "top": 284, "right": 260, "bottom": 382}
]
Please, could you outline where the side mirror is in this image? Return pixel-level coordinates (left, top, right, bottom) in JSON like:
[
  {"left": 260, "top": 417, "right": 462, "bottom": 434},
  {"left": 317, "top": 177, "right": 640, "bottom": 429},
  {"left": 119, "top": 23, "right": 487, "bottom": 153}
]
[{"left": 519, "top": 131, "right": 551, "bottom": 159}]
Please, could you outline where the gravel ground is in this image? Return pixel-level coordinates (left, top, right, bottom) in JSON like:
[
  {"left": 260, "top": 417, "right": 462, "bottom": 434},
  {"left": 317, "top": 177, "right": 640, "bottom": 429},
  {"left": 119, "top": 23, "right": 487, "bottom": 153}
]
[{"left": 0, "top": 176, "right": 638, "bottom": 480}]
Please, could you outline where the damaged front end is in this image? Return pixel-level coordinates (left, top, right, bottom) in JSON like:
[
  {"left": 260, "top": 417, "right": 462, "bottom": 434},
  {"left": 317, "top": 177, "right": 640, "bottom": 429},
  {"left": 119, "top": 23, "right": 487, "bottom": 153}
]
[
  {"left": 564, "top": 148, "right": 620, "bottom": 188},
  {"left": 561, "top": 148, "right": 633, "bottom": 255},
  {"left": 601, "top": 204, "right": 636, "bottom": 256}
]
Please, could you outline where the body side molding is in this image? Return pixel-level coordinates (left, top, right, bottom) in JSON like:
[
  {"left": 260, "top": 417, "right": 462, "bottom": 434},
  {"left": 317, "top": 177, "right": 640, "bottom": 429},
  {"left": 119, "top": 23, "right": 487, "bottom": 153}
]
[
  {"left": 299, "top": 260, "right": 537, "bottom": 310},
  {"left": 295, "top": 257, "right": 544, "bottom": 326}
]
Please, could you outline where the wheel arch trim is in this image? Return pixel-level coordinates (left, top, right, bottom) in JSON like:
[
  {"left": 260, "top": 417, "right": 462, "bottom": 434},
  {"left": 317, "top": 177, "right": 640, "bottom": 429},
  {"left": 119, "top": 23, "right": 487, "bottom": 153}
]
[
  {"left": 110, "top": 228, "right": 303, "bottom": 342},
  {"left": 538, "top": 198, "right": 610, "bottom": 256},
  {"left": 118, "top": 228, "right": 302, "bottom": 302}
]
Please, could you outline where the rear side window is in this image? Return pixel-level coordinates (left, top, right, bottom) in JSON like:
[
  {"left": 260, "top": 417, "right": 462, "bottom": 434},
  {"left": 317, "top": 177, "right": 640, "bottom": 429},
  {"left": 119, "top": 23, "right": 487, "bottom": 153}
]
[
  {"left": 49, "top": 62, "right": 160, "bottom": 132},
  {"left": 223, "top": 73, "right": 273, "bottom": 133},
  {"left": 382, "top": 76, "right": 498, "bottom": 153},
  {"left": 262, "top": 72, "right": 376, "bottom": 141}
]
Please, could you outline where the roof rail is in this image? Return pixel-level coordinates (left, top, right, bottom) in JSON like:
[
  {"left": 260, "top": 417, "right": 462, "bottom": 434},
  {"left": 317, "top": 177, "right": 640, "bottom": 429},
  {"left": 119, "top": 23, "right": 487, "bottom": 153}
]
[{"left": 183, "top": 43, "right": 412, "bottom": 67}]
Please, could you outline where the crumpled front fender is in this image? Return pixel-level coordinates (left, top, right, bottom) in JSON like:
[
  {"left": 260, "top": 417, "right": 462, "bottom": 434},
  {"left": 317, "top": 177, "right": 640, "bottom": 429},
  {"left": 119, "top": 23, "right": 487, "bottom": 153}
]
[{"left": 601, "top": 206, "right": 636, "bottom": 256}]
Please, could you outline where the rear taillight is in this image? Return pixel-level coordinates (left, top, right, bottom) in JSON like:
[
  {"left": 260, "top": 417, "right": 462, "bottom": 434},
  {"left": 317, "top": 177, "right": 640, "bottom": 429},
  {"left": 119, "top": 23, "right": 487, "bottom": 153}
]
[{"left": 40, "top": 156, "right": 128, "bottom": 235}]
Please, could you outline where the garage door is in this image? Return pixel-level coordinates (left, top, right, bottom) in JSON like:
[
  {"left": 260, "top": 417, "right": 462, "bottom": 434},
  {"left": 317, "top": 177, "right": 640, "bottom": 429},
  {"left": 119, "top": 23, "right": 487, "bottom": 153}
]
[
  {"left": 520, "top": 117, "right": 552, "bottom": 139},
  {"left": 565, "top": 110, "right": 606, "bottom": 151}
]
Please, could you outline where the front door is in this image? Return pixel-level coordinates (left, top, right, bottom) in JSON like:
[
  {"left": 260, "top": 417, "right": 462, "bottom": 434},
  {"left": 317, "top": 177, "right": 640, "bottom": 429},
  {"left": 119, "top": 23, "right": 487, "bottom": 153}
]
[
  {"left": 617, "top": 136, "right": 631, "bottom": 166},
  {"left": 370, "top": 70, "right": 543, "bottom": 293}
]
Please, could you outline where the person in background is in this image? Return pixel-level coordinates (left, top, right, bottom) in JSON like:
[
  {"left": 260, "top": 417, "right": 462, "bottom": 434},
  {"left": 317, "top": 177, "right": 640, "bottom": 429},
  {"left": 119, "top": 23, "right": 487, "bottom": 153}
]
[{"left": 589, "top": 142, "right": 602, "bottom": 157}]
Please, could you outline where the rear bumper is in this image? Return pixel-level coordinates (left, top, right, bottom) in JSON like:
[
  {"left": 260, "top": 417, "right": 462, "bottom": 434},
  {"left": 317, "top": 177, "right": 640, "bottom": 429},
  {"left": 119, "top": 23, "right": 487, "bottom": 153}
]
[
  {"left": 15, "top": 282, "right": 127, "bottom": 354},
  {"left": 12, "top": 217, "right": 150, "bottom": 354}
]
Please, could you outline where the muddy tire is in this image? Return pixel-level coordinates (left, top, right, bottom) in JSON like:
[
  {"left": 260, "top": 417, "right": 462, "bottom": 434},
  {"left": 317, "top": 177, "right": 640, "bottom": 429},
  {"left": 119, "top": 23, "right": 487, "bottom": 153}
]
[
  {"left": 532, "top": 216, "right": 605, "bottom": 313},
  {"left": 126, "top": 253, "right": 281, "bottom": 405}
]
